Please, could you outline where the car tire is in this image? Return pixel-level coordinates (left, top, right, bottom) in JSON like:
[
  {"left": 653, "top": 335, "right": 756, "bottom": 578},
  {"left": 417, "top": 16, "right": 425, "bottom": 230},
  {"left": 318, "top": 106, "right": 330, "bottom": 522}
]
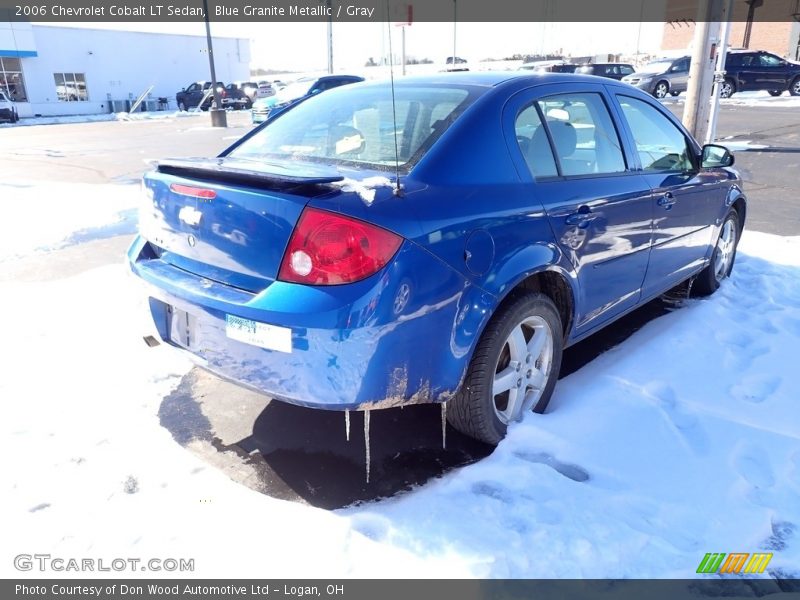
[
  {"left": 670, "top": 91, "right": 681, "bottom": 97},
  {"left": 178, "top": 100, "right": 187, "bottom": 111},
  {"left": 447, "top": 292, "right": 563, "bottom": 445},
  {"left": 653, "top": 81, "right": 670, "bottom": 99},
  {"left": 719, "top": 78, "right": 736, "bottom": 99},
  {"left": 790, "top": 77, "right": 800, "bottom": 97},
  {"left": 693, "top": 210, "right": 740, "bottom": 297},
  {"left": 768, "top": 90, "right": 783, "bottom": 97}
]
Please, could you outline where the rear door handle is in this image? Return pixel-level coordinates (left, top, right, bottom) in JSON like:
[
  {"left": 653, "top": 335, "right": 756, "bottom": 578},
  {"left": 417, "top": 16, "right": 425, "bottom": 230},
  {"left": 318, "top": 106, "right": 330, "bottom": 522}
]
[
  {"left": 657, "top": 192, "right": 677, "bottom": 209},
  {"left": 565, "top": 208, "right": 597, "bottom": 228}
]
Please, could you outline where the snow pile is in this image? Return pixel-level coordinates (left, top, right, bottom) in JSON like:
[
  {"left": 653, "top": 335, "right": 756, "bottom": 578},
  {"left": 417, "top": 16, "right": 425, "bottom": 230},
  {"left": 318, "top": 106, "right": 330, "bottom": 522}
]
[
  {"left": 352, "top": 233, "right": 800, "bottom": 578},
  {"left": 662, "top": 90, "right": 800, "bottom": 108},
  {"left": 0, "top": 182, "right": 139, "bottom": 261},
  {"left": 1, "top": 186, "right": 798, "bottom": 578},
  {"left": 331, "top": 176, "right": 395, "bottom": 205},
  {"left": 0, "top": 110, "right": 205, "bottom": 128},
  {"left": 718, "top": 139, "right": 769, "bottom": 151}
]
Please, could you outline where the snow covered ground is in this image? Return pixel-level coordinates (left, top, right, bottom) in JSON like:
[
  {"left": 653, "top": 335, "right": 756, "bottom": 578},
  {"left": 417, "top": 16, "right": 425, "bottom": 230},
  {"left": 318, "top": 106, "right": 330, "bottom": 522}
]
[
  {"left": 0, "top": 109, "right": 208, "bottom": 128},
  {"left": 0, "top": 182, "right": 140, "bottom": 261},
  {"left": 662, "top": 90, "right": 800, "bottom": 109},
  {"left": 1, "top": 182, "right": 799, "bottom": 579}
]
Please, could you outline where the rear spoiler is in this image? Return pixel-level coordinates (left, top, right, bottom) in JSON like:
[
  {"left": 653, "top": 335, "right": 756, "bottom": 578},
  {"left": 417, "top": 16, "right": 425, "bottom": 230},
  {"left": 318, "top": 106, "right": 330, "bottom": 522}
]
[{"left": 157, "top": 158, "right": 345, "bottom": 191}]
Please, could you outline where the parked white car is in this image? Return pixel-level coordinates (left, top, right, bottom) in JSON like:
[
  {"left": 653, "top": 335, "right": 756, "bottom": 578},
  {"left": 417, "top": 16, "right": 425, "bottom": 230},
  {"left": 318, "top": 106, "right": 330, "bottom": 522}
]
[
  {"left": 256, "top": 81, "right": 275, "bottom": 98},
  {"left": 0, "top": 90, "right": 19, "bottom": 123}
]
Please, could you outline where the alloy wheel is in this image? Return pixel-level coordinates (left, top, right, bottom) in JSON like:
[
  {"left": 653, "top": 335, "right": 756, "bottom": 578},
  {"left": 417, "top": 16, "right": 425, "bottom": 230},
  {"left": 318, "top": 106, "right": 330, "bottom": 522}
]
[
  {"left": 714, "top": 218, "right": 737, "bottom": 282},
  {"left": 720, "top": 81, "right": 733, "bottom": 99},
  {"left": 492, "top": 316, "right": 554, "bottom": 424},
  {"left": 654, "top": 82, "right": 668, "bottom": 99}
]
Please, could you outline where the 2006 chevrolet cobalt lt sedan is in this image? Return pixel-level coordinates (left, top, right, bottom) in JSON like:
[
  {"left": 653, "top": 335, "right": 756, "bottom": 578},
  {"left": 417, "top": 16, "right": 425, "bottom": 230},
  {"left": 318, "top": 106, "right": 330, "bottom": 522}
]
[{"left": 129, "top": 73, "right": 745, "bottom": 445}]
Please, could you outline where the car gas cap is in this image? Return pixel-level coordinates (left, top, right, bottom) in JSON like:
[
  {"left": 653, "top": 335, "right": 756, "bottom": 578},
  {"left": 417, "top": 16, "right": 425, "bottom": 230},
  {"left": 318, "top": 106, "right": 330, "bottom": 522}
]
[{"left": 464, "top": 229, "right": 495, "bottom": 276}]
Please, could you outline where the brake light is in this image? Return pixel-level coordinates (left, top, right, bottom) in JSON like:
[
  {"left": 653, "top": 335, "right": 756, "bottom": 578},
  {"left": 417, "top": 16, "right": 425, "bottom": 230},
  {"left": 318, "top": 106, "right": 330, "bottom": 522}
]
[
  {"left": 278, "top": 208, "right": 402, "bottom": 285},
  {"left": 169, "top": 183, "right": 217, "bottom": 200}
]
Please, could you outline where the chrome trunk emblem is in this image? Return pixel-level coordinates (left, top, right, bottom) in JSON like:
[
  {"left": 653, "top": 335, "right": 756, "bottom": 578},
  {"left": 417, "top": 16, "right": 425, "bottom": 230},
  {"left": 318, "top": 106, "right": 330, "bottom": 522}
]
[{"left": 178, "top": 206, "right": 203, "bottom": 227}]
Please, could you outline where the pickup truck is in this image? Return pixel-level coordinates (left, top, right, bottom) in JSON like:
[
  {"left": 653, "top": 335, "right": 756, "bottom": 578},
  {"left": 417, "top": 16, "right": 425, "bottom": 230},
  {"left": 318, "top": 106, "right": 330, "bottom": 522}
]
[{"left": 176, "top": 81, "right": 226, "bottom": 111}]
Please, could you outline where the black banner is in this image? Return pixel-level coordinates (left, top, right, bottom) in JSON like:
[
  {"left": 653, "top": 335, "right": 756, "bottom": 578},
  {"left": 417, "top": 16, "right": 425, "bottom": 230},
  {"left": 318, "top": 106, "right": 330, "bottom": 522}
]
[
  {"left": 4, "top": 579, "right": 800, "bottom": 600},
  {"left": 1, "top": 0, "right": 800, "bottom": 23}
]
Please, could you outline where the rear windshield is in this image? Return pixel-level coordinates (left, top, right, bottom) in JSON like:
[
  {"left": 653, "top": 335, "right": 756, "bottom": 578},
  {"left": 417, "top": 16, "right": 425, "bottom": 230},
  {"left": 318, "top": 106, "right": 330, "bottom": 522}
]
[{"left": 229, "top": 83, "right": 474, "bottom": 170}]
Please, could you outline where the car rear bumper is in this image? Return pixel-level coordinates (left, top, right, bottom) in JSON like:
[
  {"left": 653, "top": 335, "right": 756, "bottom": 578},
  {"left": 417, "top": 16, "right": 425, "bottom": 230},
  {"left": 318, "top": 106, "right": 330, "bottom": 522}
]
[{"left": 128, "top": 235, "right": 485, "bottom": 411}]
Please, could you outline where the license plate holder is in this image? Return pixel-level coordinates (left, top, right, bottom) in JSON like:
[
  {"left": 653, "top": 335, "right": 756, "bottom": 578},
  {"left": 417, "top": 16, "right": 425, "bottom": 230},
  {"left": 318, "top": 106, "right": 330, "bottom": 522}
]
[{"left": 225, "top": 314, "right": 292, "bottom": 353}]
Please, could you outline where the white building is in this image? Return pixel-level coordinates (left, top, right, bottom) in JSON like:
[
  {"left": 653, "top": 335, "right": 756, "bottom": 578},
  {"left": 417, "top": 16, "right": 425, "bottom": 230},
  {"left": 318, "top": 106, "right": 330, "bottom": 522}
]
[{"left": 0, "top": 23, "right": 250, "bottom": 118}]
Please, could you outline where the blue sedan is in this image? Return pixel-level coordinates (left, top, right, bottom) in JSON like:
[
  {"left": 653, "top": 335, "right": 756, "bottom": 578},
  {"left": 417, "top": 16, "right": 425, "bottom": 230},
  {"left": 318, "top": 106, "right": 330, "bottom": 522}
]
[{"left": 129, "top": 73, "right": 745, "bottom": 445}]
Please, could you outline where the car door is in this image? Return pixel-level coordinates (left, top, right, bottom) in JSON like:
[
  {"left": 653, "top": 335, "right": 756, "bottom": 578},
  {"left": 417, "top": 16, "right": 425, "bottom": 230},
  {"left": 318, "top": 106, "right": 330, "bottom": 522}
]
[
  {"left": 184, "top": 83, "right": 202, "bottom": 106},
  {"left": 667, "top": 58, "right": 690, "bottom": 92},
  {"left": 755, "top": 52, "right": 791, "bottom": 90},
  {"left": 507, "top": 83, "right": 654, "bottom": 333},
  {"left": 735, "top": 53, "right": 761, "bottom": 91},
  {"left": 612, "top": 93, "right": 725, "bottom": 296}
]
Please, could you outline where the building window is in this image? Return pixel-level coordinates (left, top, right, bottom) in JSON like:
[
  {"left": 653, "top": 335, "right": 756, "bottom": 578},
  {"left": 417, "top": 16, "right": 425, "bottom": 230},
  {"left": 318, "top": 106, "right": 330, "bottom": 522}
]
[
  {"left": 54, "top": 73, "right": 89, "bottom": 102},
  {"left": 0, "top": 57, "right": 28, "bottom": 102}
]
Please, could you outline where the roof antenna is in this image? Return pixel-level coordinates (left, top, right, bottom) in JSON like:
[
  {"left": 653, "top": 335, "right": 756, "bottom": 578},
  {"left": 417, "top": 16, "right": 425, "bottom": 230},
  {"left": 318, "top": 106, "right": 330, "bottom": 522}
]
[{"left": 386, "top": 1, "right": 402, "bottom": 196}]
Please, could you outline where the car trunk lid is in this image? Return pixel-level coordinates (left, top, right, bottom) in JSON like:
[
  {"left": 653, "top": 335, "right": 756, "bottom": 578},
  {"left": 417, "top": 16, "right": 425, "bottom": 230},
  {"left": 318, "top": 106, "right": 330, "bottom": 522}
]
[{"left": 140, "top": 157, "right": 344, "bottom": 293}]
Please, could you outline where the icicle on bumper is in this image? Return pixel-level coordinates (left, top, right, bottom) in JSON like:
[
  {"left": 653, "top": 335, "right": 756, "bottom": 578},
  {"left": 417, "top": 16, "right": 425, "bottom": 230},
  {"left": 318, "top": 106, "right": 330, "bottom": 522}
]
[{"left": 364, "top": 409, "right": 371, "bottom": 484}]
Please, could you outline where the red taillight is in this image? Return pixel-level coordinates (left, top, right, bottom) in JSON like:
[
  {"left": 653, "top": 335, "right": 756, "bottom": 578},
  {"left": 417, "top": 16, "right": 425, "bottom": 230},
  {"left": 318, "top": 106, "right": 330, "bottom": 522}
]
[
  {"left": 278, "top": 208, "right": 402, "bottom": 285},
  {"left": 169, "top": 183, "right": 217, "bottom": 200}
]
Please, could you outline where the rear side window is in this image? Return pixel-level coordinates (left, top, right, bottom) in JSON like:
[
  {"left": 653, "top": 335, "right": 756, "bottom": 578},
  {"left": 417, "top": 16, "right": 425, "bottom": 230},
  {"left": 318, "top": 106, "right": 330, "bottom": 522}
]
[
  {"left": 230, "top": 84, "right": 473, "bottom": 170},
  {"left": 617, "top": 95, "right": 694, "bottom": 172},
  {"left": 620, "top": 65, "right": 634, "bottom": 76},
  {"left": 515, "top": 105, "right": 558, "bottom": 178},
  {"left": 535, "top": 92, "right": 626, "bottom": 177}
]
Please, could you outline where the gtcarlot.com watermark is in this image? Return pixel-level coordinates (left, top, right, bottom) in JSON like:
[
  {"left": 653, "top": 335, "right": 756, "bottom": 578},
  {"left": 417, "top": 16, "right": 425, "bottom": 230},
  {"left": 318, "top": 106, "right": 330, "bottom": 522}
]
[{"left": 14, "top": 554, "right": 194, "bottom": 573}]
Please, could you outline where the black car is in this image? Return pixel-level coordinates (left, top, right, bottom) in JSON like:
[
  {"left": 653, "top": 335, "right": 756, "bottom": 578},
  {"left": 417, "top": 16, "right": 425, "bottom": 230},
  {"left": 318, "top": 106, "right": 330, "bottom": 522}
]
[
  {"left": 721, "top": 50, "right": 800, "bottom": 98},
  {"left": 176, "top": 81, "right": 226, "bottom": 111},
  {"left": 575, "top": 63, "right": 636, "bottom": 80},
  {"left": 542, "top": 64, "right": 579, "bottom": 73},
  {"left": 223, "top": 82, "right": 257, "bottom": 109}
]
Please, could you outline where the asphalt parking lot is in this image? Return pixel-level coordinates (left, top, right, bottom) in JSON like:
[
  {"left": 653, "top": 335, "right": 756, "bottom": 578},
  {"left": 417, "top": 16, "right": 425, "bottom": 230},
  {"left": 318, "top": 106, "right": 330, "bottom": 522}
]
[{"left": 3, "top": 102, "right": 798, "bottom": 507}]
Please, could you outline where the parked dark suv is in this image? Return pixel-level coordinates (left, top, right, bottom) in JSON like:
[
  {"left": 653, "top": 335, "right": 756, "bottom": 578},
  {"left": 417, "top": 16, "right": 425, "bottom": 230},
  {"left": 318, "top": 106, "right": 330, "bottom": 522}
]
[
  {"left": 721, "top": 50, "right": 800, "bottom": 98},
  {"left": 575, "top": 63, "right": 635, "bottom": 80}
]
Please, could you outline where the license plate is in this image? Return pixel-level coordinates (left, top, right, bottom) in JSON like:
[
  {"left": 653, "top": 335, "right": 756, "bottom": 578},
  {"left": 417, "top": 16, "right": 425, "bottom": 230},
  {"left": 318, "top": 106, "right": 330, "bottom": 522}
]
[{"left": 225, "top": 315, "right": 292, "bottom": 353}]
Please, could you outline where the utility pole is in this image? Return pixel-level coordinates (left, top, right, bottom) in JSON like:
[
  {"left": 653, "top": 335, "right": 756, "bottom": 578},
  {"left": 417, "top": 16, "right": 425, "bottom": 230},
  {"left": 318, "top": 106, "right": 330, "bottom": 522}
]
[
  {"left": 706, "top": 0, "right": 733, "bottom": 144},
  {"left": 327, "top": 0, "right": 334, "bottom": 74},
  {"left": 682, "top": 0, "right": 725, "bottom": 142},
  {"left": 451, "top": 0, "right": 457, "bottom": 68},
  {"left": 202, "top": 0, "right": 226, "bottom": 127},
  {"left": 401, "top": 25, "right": 406, "bottom": 76}
]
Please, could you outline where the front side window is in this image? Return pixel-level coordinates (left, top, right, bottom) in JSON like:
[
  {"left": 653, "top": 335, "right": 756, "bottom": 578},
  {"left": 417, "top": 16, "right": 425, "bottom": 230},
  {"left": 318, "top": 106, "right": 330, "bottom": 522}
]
[
  {"left": 534, "top": 92, "right": 626, "bottom": 177},
  {"left": 617, "top": 95, "right": 694, "bottom": 172},
  {"left": 230, "top": 84, "right": 474, "bottom": 170},
  {"left": 0, "top": 57, "right": 28, "bottom": 102},
  {"left": 759, "top": 53, "right": 783, "bottom": 67},
  {"left": 671, "top": 58, "right": 690, "bottom": 73},
  {"left": 54, "top": 72, "right": 88, "bottom": 101}
]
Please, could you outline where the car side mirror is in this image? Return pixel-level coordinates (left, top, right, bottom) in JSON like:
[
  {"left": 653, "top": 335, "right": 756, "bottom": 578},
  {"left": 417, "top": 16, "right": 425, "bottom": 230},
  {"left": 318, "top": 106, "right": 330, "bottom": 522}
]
[{"left": 701, "top": 144, "right": 734, "bottom": 168}]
